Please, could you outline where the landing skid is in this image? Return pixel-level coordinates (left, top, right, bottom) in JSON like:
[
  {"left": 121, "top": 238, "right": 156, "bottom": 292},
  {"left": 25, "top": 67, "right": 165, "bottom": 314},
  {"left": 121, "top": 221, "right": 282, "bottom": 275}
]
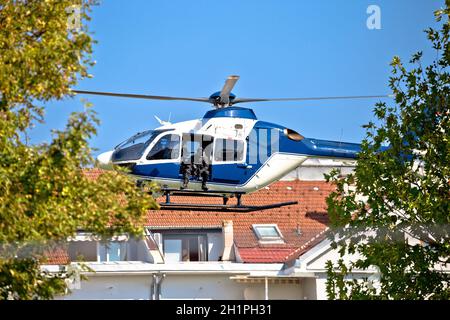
[{"left": 158, "top": 188, "right": 298, "bottom": 212}]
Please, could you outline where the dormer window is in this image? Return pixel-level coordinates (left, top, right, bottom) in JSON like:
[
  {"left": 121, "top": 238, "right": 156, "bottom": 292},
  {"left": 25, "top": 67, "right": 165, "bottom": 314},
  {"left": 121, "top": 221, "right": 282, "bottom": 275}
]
[{"left": 252, "top": 224, "right": 284, "bottom": 243}]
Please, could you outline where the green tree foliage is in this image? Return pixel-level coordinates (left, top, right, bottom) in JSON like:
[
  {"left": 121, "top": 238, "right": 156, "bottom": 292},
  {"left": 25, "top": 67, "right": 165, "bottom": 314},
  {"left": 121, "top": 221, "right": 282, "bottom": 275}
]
[
  {"left": 0, "top": 1, "right": 158, "bottom": 299},
  {"left": 325, "top": 2, "right": 450, "bottom": 300}
]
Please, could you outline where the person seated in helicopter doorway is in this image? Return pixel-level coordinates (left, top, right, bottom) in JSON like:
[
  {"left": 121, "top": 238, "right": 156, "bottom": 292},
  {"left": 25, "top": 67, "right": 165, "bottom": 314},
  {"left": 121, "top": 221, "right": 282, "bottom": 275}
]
[
  {"left": 193, "top": 147, "right": 211, "bottom": 191},
  {"left": 180, "top": 137, "right": 212, "bottom": 191},
  {"left": 197, "top": 155, "right": 210, "bottom": 191},
  {"left": 180, "top": 149, "right": 195, "bottom": 190}
]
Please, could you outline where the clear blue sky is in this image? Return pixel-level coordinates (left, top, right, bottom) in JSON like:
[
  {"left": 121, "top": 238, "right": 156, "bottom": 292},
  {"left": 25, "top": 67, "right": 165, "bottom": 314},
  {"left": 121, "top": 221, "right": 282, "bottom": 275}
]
[{"left": 30, "top": 0, "right": 442, "bottom": 156}]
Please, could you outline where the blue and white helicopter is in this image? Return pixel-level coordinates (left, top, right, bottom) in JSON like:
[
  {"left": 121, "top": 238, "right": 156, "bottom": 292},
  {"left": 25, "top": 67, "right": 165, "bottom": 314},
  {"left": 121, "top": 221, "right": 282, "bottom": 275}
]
[{"left": 74, "top": 76, "right": 388, "bottom": 211}]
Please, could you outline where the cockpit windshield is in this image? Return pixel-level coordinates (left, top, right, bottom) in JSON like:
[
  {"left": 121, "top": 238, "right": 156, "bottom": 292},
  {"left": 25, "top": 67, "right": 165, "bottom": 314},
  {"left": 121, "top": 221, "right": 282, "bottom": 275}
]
[
  {"left": 112, "top": 130, "right": 168, "bottom": 162},
  {"left": 115, "top": 130, "right": 157, "bottom": 150}
]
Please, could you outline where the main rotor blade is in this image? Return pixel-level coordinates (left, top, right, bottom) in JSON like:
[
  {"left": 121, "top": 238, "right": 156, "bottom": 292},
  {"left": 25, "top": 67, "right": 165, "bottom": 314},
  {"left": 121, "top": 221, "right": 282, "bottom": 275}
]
[
  {"left": 72, "top": 90, "right": 211, "bottom": 103},
  {"left": 219, "top": 75, "right": 240, "bottom": 105},
  {"left": 233, "top": 95, "right": 394, "bottom": 104}
]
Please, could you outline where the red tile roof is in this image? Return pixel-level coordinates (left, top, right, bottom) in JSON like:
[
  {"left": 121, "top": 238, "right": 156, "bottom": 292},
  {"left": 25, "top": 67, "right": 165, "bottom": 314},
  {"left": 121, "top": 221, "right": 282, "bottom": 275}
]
[
  {"left": 237, "top": 248, "right": 297, "bottom": 263},
  {"left": 42, "top": 246, "right": 70, "bottom": 265},
  {"left": 147, "top": 180, "right": 333, "bottom": 263},
  {"left": 83, "top": 167, "right": 105, "bottom": 180}
]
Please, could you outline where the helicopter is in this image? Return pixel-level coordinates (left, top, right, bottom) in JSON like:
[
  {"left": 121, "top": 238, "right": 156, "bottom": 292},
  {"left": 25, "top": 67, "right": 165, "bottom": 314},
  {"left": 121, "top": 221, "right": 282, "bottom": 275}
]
[{"left": 74, "top": 76, "right": 390, "bottom": 211}]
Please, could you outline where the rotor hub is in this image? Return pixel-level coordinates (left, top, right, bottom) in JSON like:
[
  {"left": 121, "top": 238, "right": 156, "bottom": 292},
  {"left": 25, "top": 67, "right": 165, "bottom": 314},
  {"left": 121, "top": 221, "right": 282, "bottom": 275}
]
[{"left": 208, "top": 91, "right": 236, "bottom": 107}]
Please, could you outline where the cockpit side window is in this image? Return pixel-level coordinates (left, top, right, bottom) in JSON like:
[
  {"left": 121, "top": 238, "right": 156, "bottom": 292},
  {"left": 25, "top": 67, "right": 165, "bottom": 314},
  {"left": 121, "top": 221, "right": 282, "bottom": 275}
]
[{"left": 146, "top": 134, "right": 181, "bottom": 160}]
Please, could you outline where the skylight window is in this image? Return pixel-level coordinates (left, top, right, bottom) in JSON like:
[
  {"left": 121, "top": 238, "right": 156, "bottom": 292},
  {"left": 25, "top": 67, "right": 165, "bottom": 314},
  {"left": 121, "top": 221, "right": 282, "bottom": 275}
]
[{"left": 252, "top": 224, "right": 284, "bottom": 242}]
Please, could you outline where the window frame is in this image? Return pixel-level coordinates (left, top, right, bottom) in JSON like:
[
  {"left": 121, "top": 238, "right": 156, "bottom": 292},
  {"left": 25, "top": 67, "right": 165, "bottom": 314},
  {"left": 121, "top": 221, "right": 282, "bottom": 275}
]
[
  {"left": 115, "top": 130, "right": 156, "bottom": 150},
  {"left": 212, "top": 138, "right": 246, "bottom": 164},
  {"left": 181, "top": 133, "right": 214, "bottom": 165},
  {"left": 252, "top": 224, "right": 284, "bottom": 243},
  {"left": 162, "top": 233, "right": 208, "bottom": 262},
  {"left": 144, "top": 132, "right": 182, "bottom": 162},
  {"left": 97, "top": 241, "right": 127, "bottom": 262}
]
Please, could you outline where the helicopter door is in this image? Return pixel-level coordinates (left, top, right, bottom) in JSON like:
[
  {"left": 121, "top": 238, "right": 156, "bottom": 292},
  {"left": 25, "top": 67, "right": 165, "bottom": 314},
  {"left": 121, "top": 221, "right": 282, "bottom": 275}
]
[
  {"left": 180, "top": 133, "right": 214, "bottom": 177},
  {"left": 136, "top": 133, "right": 181, "bottom": 179},
  {"left": 211, "top": 138, "right": 247, "bottom": 185}
]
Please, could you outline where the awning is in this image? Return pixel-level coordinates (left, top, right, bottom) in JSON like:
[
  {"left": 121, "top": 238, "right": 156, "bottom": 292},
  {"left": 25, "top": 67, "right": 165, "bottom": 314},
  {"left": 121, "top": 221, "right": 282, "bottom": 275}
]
[
  {"left": 67, "top": 233, "right": 129, "bottom": 242},
  {"left": 229, "top": 275, "right": 301, "bottom": 284}
]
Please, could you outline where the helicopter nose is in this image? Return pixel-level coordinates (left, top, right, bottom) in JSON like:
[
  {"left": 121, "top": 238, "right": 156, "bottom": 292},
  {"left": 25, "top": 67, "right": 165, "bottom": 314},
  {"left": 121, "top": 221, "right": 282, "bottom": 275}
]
[{"left": 97, "top": 150, "right": 114, "bottom": 167}]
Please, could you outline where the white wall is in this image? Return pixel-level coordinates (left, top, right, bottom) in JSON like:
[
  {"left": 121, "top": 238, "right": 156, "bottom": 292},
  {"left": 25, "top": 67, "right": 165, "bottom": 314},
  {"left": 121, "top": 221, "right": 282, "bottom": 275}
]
[
  {"left": 293, "top": 238, "right": 379, "bottom": 300},
  {"left": 64, "top": 275, "right": 153, "bottom": 300},
  {"left": 314, "top": 276, "right": 329, "bottom": 300},
  {"left": 301, "top": 278, "right": 317, "bottom": 300},
  {"left": 136, "top": 240, "right": 153, "bottom": 262},
  {"left": 243, "top": 283, "right": 303, "bottom": 300},
  {"left": 62, "top": 273, "right": 304, "bottom": 300},
  {"left": 161, "top": 275, "right": 245, "bottom": 300},
  {"left": 207, "top": 233, "right": 224, "bottom": 261},
  {"left": 306, "top": 245, "right": 365, "bottom": 271}
]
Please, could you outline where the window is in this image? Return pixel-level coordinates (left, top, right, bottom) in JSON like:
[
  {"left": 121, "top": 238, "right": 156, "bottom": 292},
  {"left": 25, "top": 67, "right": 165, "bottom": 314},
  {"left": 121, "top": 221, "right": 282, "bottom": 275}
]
[
  {"left": 116, "top": 130, "right": 156, "bottom": 150},
  {"left": 98, "top": 242, "right": 127, "bottom": 262},
  {"left": 214, "top": 138, "right": 245, "bottom": 162},
  {"left": 252, "top": 224, "right": 284, "bottom": 242},
  {"left": 147, "top": 134, "right": 180, "bottom": 160},
  {"left": 163, "top": 234, "right": 207, "bottom": 262},
  {"left": 181, "top": 134, "right": 213, "bottom": 164},
  {"left": 112, "top": 130, "right": 162, "bottom": 162},
  {"left": 181, "top": 136, "right": 201, "bottom": 161}
]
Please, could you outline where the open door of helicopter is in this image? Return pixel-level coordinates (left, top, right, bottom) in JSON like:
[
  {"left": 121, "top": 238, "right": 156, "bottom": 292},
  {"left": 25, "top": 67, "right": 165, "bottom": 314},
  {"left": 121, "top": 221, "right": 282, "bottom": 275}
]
[{"left": 180, "top": 133, "right": 214, "bottom": 181}]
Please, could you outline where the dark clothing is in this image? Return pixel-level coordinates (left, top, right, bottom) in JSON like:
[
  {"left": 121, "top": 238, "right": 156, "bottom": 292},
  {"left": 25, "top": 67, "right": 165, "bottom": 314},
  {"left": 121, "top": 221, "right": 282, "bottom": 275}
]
[
  {"left": 180, "top": 159, "right": 210, "bottom": 190},
  {"left": 180, "top": 161, "right": 194, "bottom": 189},
  {"left": 196, "top": 160, "right": 210, "bottom": 191},
  {"left": 179, "top": 137, "right": 212, "bottom": 190}
]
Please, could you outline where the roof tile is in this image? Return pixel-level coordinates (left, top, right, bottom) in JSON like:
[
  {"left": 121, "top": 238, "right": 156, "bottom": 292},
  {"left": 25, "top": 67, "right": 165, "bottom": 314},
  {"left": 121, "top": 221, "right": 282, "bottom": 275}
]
[
  {"left": 42, "top": 246, "right": 70, "bottom": 265},
  {"left": 146, "top": 179, "right": 333, "bottom": 263}
]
